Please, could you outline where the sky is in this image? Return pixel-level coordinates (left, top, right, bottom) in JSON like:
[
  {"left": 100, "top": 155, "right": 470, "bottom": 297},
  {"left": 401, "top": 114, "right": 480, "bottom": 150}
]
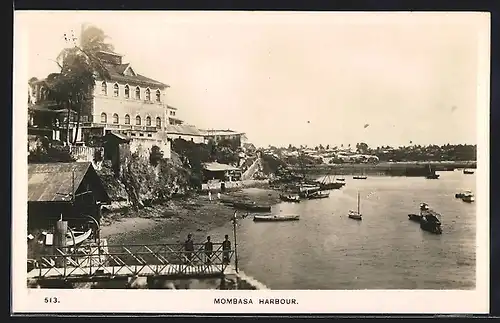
[{"left": 16, "top": 11, "right": 488, "bottom": 148}]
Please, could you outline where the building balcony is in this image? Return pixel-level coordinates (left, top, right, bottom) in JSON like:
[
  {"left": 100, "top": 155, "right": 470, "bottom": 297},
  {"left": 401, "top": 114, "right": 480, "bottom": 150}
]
[{"left": 80, "top": 122, "right": 159, "bottom": 132}]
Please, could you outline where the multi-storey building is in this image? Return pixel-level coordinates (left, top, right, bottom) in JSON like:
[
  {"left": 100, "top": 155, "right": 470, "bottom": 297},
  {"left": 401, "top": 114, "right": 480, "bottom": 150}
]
[
  {"left": 199, "top": 129, "right": 247, "bottom": 147},
  {"left": 167, "top": 105, "right": 183, "bottom": 125},
  {"left": 29, "top": 50, "right": 172, "bottom": 158}
]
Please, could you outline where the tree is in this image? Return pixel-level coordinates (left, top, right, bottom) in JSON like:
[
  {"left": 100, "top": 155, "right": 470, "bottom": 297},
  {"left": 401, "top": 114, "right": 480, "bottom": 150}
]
[
  {"left": 356, "top": 142, "right": 369, "bottom": 154},
  {"left": 43, "top": 25, "right": 113, "bottom": 144}
]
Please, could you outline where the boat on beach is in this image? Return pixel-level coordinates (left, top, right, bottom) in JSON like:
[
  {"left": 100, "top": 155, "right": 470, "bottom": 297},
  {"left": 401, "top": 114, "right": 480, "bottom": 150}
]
[
  {"left": 348, "top": 192, "right": 362, "bottom": 220},
  {"left": 232, "top": 201, "right": 272, "bottom": 212},
  {"left": 463, "top": 169, "right": 474, "bottom": 175},
  {"left": 66, "top": 228, "right": 93, "bottom": 246},
  {"left": 280, "top": 194, "right": 301, "bottom": 203},
  {"left": 253, "top": 214, "right": 300, "bottom": 222}
]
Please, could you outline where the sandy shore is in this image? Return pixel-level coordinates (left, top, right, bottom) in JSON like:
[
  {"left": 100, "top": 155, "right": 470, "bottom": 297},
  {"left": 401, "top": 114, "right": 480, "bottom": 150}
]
[{"left": 100, "top": 187, "right": 281, "bottom": 244}]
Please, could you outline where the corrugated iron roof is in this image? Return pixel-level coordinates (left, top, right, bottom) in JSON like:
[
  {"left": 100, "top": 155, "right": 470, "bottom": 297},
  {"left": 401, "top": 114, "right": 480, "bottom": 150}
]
[
  {"left": 166, "top": 124, "right": 203, "bottom": 137},
  {"left": 105, "top": 131, "right": 130, "bottom": 142},
  {"left": 203, "top": 162, "right": 240, "bottom": 172},
  {"left": 103, "top": 63, "right": 169, "bottom": 89},
  {"left": 28, "top": 162, "right": 93, "bottom": 202}
]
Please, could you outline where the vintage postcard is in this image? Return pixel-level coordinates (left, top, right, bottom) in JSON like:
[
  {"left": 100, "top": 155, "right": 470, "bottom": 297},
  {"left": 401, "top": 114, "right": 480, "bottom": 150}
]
[{"left": 12, "top": 11, "right": 490, "bottom": 314}]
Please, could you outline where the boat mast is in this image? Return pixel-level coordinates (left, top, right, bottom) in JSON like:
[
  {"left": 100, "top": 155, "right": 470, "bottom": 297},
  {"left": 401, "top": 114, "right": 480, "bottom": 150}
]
[{"left": 357, "top": 191, "right": 360, "bottom": 214}]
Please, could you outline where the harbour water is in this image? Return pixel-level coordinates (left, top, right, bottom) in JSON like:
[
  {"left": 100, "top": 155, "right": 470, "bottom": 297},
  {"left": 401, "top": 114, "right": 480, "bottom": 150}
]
[{"left": 115, "top": 169, "right": 477, "bottom": 290}]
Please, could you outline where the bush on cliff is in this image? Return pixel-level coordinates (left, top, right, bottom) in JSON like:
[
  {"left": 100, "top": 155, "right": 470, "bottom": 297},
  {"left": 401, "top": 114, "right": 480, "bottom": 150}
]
[{"left": 28, "top": 136, "right": 75, "bottom": 163}]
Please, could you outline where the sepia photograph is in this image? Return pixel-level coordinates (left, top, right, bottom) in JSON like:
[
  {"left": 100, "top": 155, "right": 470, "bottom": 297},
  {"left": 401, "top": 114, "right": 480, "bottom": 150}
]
[{"left": 13, "top": 11, "right": 489, "bottom": 313}]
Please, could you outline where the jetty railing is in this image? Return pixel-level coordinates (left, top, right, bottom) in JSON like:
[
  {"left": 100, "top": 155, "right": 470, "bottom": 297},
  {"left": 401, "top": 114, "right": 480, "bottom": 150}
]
[{"left": 29, "top": 243, "right": 235, "bottom": 280}]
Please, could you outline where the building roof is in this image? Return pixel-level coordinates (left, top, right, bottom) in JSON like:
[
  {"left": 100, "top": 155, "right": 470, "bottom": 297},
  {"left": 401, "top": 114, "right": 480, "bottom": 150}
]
[
  {"left": 105, "top": 131, "right": 130, "bottom": 143},
  {"left": 167, "top": 105, "right": 178, "bottom": 110},
  {"left": 103, "top": 63, "right": 169, "bottom": 89},
  {"left": 199, "top": 129, "right": 245, "bottom": 136},
  {"left": 28, "top": 162, "right": 110, "bottom": 203},
  {"left": 203, "top": 162, "right": 240, "bottom": 172},
  {"left": 166, "top": 124, "right": 203, "bottom": 136}
]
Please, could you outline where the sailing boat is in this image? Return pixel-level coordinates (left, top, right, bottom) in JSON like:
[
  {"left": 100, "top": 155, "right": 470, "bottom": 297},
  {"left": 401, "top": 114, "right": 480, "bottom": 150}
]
[
  {"left": 317, "top": 173, "right": 344, "bottom": 190},
  {"left": 348, "top": 192, "right": 362, "bottom": 220},
  {"left": 425, "top": 164, "right": 440, "bottom": 179}
]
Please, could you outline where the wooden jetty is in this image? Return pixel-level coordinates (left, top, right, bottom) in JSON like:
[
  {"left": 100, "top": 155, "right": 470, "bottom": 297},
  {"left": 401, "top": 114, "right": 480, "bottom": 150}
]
[{"left": 27, "top": 240, "right": 236, "bottom": 284}]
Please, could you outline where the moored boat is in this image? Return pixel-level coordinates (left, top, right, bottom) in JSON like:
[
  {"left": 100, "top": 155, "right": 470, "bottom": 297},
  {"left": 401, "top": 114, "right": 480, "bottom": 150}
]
[
  {"left": 408, "top": 213, "right": 423, "bottom": 222},
  {"left": 306, "top": 190, "right": 330, "bottom": 199},
  {"left": 315, "top": 173, "right": 345, "bottom": 190},
  {"left": 416, "top": 203, "right": 442, "bottom": 234},
  {"left": 348, "top": 192, "right": 362, "bottom": 220},
  {"left": 462, "top": 193, "right": 475, "bottom": 203},
  {"left": 253, "top": 214, "right": 300, "bottom": 222},
  {"left": 455, "top": 190, "right": 473, "bottom": 199},
  {"left": 353, "top": 175, "right": 367, "bottom": 180},
  {"left": 280, "top": 194, "right": 301, "bottom": 202},
  {"left": 319, "top": 182, "right": 345, "bottom": 190},
  {"left": 232, "top": 201, "right": 272, "bottom": 212},
  {"left": 425, "top": 164, "right": 440, "bottom": 179},
  {"left": 463, "top": 169, "right": 474, "bottom": 175}
]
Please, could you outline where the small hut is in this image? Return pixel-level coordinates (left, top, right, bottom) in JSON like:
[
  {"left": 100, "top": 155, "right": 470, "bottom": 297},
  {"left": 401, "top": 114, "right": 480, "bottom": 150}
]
[{"left": 28, "top": 162, "right": 110, "bottom": 231}]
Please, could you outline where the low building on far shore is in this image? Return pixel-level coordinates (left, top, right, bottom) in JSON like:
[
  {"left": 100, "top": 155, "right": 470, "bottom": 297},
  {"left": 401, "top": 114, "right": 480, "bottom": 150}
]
[{"left": 28, "top": 162, "right": 111, "bottom": 231}]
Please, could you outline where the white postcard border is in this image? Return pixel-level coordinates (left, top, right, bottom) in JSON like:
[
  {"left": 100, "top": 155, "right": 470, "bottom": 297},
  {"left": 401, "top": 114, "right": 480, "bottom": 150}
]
[{"left": 12, "top": 11, "right": 490, "bottom": 314}]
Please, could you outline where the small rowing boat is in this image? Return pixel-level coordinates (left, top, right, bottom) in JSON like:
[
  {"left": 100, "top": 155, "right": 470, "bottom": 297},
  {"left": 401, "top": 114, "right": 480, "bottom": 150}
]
[
  {"left": 66, "top": 228, "right": 92, "bottom": 246},
  {"left": 253, "top": 214, "right": 300, "bottom": 222}
]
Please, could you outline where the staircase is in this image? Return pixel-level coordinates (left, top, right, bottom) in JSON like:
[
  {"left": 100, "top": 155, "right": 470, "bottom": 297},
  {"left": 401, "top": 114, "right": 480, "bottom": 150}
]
[{"left": 241, "top": 157, "right": 262, "bottom": 180}]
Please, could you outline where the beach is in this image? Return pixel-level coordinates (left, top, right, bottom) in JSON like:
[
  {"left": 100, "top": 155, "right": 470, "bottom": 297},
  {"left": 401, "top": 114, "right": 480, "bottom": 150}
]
[{"left": 100, "top": 187, "right": 282, "bottom": 245}]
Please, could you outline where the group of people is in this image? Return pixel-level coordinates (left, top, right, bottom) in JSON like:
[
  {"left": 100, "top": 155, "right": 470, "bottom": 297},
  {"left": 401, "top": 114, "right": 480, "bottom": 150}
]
[
  {"left": 183, "top": 234, "right": 232, "bottom": 265},
  {"left": 207, "top": 191, "right": 222, "bottom": 201}
]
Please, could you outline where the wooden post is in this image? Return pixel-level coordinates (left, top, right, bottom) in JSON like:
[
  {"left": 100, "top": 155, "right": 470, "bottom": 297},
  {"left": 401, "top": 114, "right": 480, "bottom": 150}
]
[
  {"left": 54, "top": 220, "right": 68, "bottom": 268},
  {"left": 232, "top": 212, "right": 239, "bottom": 273}
]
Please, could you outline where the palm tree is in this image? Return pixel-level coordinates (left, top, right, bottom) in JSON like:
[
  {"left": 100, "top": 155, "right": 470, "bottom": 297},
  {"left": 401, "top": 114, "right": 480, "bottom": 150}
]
[{"left": 44, "top": 24, "right": 113, "bottom": 144}]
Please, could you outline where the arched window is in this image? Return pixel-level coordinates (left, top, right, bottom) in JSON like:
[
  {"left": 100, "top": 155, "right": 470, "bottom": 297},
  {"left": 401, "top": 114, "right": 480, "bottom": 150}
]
[
  {"left": 124, "top": 85, "right": 130, "bottom": 99},
  {"left": 156, "top": 117, "right": 161, "bottom": 129},
  {"left": 113, "top": 84, "right": 119, "bottom": 97},
  {"left": 113, "top": 113, "right": 119, "bottom": 124},
  {"left": 124, "top": 114, "right": 130, "bottom": 125},
  {"left": 156, "top": 90, "right": 161, "bottom": 102},
  {"left": 145, "top": 88, "right": 151, "bottom": 101},
  {"left": 100, "top": 112, "right": 107, "bottom": 123},
  {"left": 146, "top": 116, "right": 151, "bottom": 126},
  {"left": 135, "top": 115, "right": 141, "bottom": 125},
  {"left": 135, "top": 87, "right": 141, "bottom": 100},
  {"left": 101, "top": 82, "right": 107, "bottom": 95}
]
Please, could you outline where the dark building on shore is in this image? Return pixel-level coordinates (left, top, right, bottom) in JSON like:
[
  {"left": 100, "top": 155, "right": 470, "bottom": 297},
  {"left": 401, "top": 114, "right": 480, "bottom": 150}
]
[
  {"left": 202, "top": 162, "right": 242, "bottom": 183},
  {"left": 27, "top": 162, "right": 110, "bottom": 231}
]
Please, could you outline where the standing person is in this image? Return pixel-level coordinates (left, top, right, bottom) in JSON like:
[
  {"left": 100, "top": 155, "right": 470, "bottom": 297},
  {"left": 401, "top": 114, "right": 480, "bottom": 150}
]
[
  {"left": 184, "top": 233, "right": 194, "bottom": 264},
  {"left": 217, "top": 192, "right": 221, "bottom": 200},
  {"left": 204, "top": 236, "right": 213, "bottom": 264},
  {"left": 208, "top": 191, "right": 212, "bottom": 201},
  {"left": 222, "top": 234, "right": 231, "bottom": 265}
]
